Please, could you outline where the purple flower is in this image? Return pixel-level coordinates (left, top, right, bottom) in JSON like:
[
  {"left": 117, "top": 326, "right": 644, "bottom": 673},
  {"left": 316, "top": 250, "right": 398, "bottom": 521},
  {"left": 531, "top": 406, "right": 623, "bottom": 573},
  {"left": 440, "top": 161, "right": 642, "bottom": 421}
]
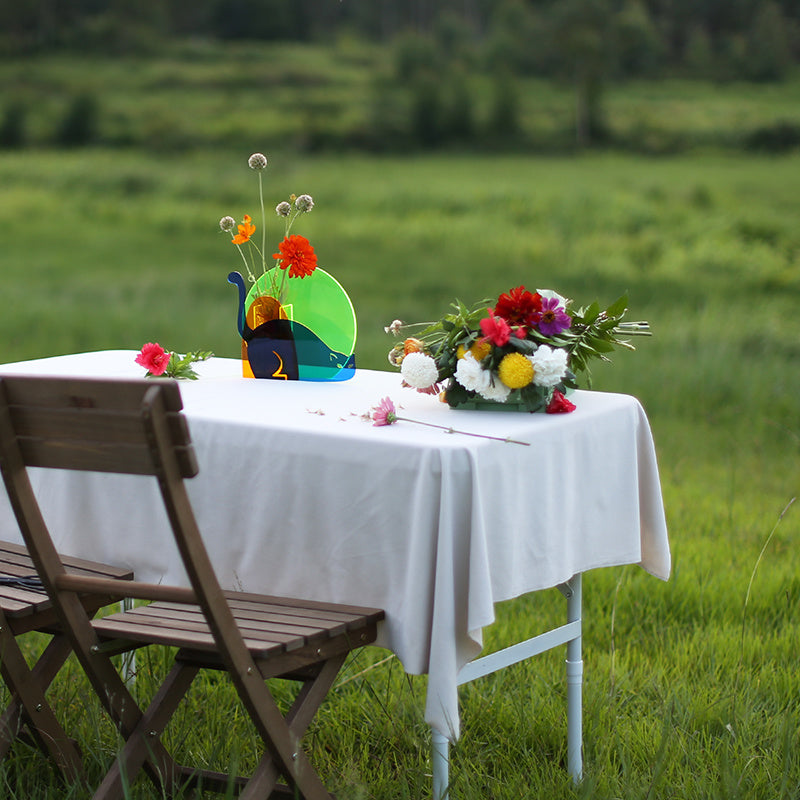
[
  {"left": 536, "top": 297, "right": 572, "bottom": 336},
  {"left": 371, "top": 397, "right": 398, "bottom": 427}
]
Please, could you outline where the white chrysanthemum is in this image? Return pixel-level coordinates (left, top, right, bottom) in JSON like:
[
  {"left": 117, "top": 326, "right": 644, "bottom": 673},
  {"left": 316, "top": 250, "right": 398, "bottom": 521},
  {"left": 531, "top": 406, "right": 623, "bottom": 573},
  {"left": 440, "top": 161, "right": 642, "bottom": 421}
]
[
  {"left": 401, "top": 352, "right": 439, "bottom": 389},
  {"left": 478, "top": 374, "right": 512, "bottom": 403},
  {"left": 530, "top": 345, "right": 568, "bottom": 387},
  {"left": 455, "top": 352, "right": 491, "bottom": 393}
]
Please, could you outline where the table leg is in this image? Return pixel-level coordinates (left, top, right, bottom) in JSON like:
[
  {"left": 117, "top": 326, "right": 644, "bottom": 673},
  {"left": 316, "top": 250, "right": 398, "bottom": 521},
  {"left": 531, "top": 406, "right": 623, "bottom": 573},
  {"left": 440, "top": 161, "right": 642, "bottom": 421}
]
[
  {"left": 432, "top": 573, "right": 583, "bottom": 798},
  {"left": 432, "top": 728, "right": 449, "bottom": 800},
  {"left": 565, "top": 573, "right": 583, "bottom": 782}
]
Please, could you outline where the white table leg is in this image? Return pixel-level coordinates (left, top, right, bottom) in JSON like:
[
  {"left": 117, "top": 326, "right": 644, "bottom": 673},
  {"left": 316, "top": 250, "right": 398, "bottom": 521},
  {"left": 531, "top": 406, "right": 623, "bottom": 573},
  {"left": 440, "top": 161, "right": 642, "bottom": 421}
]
[
  {"left": 432, "top": 728, "right": 450, "bottom": 800},
  {"left": 564, "top": 573, "right": 583, "bottom": 782},
  {"left": 431, "top": 574, "right": 583, "bottom": 798}
]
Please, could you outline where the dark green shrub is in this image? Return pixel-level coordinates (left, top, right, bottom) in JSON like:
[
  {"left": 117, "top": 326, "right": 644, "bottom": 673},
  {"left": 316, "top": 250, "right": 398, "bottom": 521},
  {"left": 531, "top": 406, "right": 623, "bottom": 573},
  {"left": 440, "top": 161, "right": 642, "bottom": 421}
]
[
  {"left": 54, "top": 93, "right": 99, "bottom": 148},
  {"left": 745, "top": 121, "right": 800, "bottom": 153},
  {"left": 0, "top": 101, "right": 27, "bottom": 148},
  {"left": 410, "top": 76, "right": 443, "bottom": 148},
  {"left": 439, "top": 72, "right": 475, "bottom": 144},
  {"left": 485, "top": 70, "right": 522, "bottom": 143}
]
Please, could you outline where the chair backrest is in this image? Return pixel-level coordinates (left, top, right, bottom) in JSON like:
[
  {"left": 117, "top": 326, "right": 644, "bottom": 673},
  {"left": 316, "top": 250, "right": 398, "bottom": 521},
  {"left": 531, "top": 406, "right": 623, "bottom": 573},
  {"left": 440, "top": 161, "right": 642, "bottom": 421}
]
[
  {"left": 0, "top": 375, "right": 249, "bottom": 675},
  {"left": 0, "top": 375, "right": 196, "bottom": 477}
]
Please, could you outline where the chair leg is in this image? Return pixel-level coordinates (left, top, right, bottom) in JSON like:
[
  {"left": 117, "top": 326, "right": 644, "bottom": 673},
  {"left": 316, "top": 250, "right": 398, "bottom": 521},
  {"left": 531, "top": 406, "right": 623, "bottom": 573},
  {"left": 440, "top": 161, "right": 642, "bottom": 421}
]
[
  {"left": 242, "top": 654, "right": 346, "bottom": 800},
  {"left": 0, "top": 626, "right": 83, "bottom": 782},
  {"left": 93, "top": 661, "right": 199, "bottom": 800},
  {"left": 0, "top": 632, "right": 73, "bottom": 759}
]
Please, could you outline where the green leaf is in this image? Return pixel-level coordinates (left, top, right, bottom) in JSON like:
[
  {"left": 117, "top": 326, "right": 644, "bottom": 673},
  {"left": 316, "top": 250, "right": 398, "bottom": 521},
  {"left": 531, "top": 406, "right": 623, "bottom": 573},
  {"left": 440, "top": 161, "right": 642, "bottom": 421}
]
[
  {"left": 605, "top": 293, "right": 629, "bottom": 319},
  {"left": 592, "top": 339, "right": 616, "bottom": 353},
  {"left": 578, "top": 301, "right": 601, "bottom": 324}
]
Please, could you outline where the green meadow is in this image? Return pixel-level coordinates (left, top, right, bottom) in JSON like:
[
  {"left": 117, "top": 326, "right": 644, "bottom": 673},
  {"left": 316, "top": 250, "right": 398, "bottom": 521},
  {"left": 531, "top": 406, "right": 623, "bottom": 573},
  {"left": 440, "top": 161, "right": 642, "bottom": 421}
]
[{"left": 0, "top": 143, "right": 798, "bottom": 797}]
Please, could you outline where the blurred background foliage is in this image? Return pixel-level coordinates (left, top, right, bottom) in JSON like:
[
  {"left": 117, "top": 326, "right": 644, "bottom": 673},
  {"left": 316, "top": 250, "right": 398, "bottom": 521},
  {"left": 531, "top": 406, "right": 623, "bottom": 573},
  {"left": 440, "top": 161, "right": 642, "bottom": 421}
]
[{"left": 1, "top": 0, "right": 799, "bottom": 155}]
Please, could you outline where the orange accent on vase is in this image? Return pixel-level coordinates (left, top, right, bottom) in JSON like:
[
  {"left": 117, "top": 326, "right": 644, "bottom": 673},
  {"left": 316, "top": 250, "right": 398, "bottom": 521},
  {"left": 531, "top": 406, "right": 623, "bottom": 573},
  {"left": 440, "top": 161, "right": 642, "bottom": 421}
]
[
  {"left": 241, "top": 295, "right": 289, "bottom": 378},
  {"left": 272, "top": 352, "right": 289, "bottom": 380},
  {"left": 247, "top": 296, "right": 287, "bottom": 329}
]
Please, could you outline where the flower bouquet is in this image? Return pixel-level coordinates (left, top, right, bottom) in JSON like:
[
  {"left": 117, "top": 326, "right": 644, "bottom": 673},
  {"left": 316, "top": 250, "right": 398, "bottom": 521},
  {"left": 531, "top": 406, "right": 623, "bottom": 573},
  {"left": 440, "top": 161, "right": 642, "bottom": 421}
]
[
  {"left": 220, "top": 153, "right": 356, "bottom": 382},
  {"left": 387, "top": 286, "right": 649, "bottom": 413}
]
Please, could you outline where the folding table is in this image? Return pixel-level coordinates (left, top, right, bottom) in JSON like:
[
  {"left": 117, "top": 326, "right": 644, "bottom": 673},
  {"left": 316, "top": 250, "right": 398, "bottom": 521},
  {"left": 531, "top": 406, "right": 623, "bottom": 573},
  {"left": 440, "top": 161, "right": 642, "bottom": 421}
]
[{"left": 0, "top": 351, "right": 671, "bottom": 798}]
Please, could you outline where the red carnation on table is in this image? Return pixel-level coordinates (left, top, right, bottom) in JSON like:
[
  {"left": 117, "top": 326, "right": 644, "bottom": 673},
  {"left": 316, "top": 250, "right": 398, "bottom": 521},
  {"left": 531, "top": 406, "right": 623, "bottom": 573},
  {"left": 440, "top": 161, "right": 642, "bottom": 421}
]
[
  {"left": 135, "top": 343, "right": 171, "bottom": 376},
  {"left": 545, "top": 390, "right": 576, "bottom": 414}
]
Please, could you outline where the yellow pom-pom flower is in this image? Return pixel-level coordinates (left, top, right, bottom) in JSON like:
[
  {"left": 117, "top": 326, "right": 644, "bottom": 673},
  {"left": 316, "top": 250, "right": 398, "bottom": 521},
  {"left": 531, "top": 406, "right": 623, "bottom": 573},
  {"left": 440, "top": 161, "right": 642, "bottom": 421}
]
[
  {"left": 469, "top": 340, "right": 491, "bottom": 361},
  {"left": 456, "top": 340, "right": 492, "bottom": 361},
  {"left": 498, "top": 352, "right": 534, "bottom": 389}
]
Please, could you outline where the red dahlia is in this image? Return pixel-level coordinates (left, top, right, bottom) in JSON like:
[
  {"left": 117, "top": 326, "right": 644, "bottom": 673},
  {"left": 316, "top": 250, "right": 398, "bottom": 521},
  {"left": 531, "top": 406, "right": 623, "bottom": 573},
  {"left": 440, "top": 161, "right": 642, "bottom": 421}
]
[{"left": 494, "top": 286, "right": 542, "bottom": 329}]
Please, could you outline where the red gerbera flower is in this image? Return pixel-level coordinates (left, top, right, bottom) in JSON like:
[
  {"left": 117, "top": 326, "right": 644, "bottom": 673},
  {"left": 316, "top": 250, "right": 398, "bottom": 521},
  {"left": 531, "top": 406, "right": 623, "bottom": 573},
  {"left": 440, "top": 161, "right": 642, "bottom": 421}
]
[
  {"left": 272, "top": 234, "right": 318, "bottom": 279},
  {"left": 494, "top": 286, "right": 543, "bottom": 331},
  {"left": 479, "top": 309, "right": 511, "bottom": 347}
]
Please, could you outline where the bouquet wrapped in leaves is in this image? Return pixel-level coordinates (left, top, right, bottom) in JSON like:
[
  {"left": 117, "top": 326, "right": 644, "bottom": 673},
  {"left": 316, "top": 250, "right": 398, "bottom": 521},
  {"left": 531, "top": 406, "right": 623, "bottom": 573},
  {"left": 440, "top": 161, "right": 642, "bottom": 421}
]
[{"left": 387, "top": 286, "right": 650, "bottom": 413}]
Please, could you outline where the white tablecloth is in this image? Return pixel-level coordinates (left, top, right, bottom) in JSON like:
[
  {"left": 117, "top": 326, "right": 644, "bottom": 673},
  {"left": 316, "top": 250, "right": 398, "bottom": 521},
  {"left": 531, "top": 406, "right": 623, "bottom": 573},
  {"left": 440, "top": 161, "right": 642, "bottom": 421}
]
[{"left": 0, "top": 351, "right": 670, "bottom": 740}]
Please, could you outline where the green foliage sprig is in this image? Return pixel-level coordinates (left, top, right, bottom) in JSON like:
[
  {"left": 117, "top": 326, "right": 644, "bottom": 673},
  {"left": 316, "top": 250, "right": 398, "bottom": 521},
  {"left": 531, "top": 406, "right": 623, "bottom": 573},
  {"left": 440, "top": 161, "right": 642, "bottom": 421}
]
[{"left": 162, "top": 350, "right": 214, "bottom": 380}]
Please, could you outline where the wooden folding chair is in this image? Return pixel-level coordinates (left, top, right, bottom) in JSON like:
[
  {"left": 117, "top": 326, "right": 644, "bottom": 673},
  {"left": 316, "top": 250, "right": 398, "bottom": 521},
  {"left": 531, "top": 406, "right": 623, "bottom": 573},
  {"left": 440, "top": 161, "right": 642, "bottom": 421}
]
[
  {"left": 0, "top": 540, "right": 133, "bottom": 782},
  {"left": 0, "top": 375, "right": 384, "bottom": 799}
]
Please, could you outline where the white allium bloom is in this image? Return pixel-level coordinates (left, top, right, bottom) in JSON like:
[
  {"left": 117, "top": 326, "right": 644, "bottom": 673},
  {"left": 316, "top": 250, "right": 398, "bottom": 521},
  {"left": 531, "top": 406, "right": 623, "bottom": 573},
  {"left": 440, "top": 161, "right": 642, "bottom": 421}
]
[
  {"left": 275, "top": 201, "right": 291, "bottom": 217},
  {"left": 295, "top": 194, "right": 314, "bottom": 212},
  {"left": 530, "top": 345, "right": 568, "bottom": 387},
  {"left": 219, "top": 215, "right": 236, "bottom": 232},
  {"left": 478, "top": 375, "right": 512, "bottom": 403},
  {"left": 400, "top": 352, "right": 439, "bottom": 389},
  {"left": 455, "top": 352, "right": 491, "bottom": 393},
  {"left": 248, "top": 152, "right": 268, "bottom": 170}
]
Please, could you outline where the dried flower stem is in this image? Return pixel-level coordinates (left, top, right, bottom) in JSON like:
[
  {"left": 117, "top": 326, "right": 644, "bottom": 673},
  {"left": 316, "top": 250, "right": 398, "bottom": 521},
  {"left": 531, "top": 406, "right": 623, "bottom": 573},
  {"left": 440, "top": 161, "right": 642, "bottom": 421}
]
[
  {"left": 395, "top": 415, "right": 529, "bottom": 445},
  {"left": 257, "top": 171, "right": 267, "bottom": 278}
]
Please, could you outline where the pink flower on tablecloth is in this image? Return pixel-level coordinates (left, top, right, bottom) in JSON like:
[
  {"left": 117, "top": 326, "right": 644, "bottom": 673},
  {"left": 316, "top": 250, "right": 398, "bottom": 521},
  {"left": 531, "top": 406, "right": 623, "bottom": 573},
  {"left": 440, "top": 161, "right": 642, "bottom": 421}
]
[
  {"left": 546, "top": 390, "right": 576, "bottom": 414},
  {"left": 135, "top": 343, "right": 171, "bottom": 376},
  {"left": 371, "top": 397, "right": 398, "bottom": 426}
]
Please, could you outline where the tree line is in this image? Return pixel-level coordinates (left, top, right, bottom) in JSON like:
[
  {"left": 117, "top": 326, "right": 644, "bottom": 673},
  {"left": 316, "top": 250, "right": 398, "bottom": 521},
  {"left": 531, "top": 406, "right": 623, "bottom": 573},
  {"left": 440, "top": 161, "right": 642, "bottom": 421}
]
[{"left": 1, "top": 0, "right": 798, "bottom": 85}]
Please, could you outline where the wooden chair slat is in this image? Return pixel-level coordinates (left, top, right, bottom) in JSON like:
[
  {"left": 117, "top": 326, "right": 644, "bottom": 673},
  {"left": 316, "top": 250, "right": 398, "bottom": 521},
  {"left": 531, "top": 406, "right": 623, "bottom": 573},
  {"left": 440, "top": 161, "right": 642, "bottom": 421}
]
[
  {"left": 0, "top": 546, "right": 132, "bottom": 579},
  {"left": 102, "top": 604, "right": 345, "bottom": 645},
  {"left": 92, "top": 618, "right": 288, "bottom": 657},
  {"left": 9, "top": 404, "right": 189, "bottom": 446},
  {"left": 94, "top": 611, "right": 302, "bottom": 647},
  {"left": 18, "top": 437, "right": 197, "bottom": 477}
]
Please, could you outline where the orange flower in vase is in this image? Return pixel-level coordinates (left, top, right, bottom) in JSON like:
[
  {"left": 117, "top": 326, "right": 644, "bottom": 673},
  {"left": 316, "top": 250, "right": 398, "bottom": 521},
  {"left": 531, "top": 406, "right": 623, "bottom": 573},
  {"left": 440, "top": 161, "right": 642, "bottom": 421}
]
[{"left": 231, "top": 214, "right": 255, "bottom": 245}]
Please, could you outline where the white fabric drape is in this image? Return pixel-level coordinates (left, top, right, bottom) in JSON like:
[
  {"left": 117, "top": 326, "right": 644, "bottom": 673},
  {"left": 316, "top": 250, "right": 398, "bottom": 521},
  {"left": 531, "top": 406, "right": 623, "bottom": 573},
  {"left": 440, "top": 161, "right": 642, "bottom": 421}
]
[{"left": 0, "top": 351, "right": 670, "bottom": 739}]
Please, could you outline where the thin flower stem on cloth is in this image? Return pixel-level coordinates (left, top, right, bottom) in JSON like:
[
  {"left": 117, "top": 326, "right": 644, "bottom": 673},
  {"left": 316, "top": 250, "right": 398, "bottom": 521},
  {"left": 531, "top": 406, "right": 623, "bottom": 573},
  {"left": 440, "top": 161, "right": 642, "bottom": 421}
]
[
  {"left": 395, "top": 415, "right": 530, "bottom": 446},
  {"left": 370, "top": 397, "right": 529, "bottom": 446}
]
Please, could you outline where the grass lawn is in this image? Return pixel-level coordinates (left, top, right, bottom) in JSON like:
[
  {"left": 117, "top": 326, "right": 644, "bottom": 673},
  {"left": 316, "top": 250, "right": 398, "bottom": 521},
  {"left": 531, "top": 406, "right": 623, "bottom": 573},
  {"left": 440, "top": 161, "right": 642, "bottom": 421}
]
[{"left": 0, "top": 147, "right": 798, "bottom": 798}]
